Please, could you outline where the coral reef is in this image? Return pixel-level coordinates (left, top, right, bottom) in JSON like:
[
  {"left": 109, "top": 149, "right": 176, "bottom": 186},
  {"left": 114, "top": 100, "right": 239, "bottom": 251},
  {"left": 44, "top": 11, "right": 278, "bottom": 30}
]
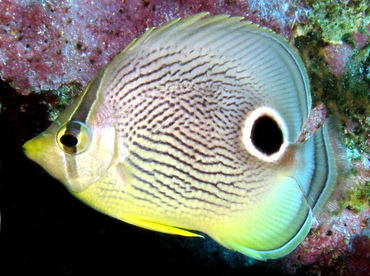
[
  {"left": 0, "top": 0, "right": 369, "bottom": 275},
  {"left": 0, "top": 0, "right": 309, "bottom": 94}
]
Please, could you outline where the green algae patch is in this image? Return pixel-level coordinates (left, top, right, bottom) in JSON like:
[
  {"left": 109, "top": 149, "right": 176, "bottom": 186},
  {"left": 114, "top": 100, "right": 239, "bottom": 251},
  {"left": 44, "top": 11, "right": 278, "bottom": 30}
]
[
  {"left": 346, "top": 180, "right": 370, "bottom": 213},
  {"left": 41, "top": 82, "right": 82, "bottom": 121},
  {"left": 306, "top": 0, "right": 370, "bottom": 44},
  {"left": 295, "top": 31, "right": 370, "bottom": 158}
]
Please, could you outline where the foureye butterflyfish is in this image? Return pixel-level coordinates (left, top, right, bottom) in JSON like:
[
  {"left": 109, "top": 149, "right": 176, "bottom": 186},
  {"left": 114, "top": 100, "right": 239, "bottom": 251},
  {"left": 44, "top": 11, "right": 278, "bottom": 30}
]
[{"left": 23, "top": 13, "right": 341, "bottom": 260}]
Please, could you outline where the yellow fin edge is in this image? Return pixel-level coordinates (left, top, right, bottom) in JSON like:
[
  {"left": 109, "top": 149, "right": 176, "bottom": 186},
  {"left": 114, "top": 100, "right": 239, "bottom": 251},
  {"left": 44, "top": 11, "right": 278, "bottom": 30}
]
[{"left": 122, "top": 214, "right": 203, "bottom": 238}]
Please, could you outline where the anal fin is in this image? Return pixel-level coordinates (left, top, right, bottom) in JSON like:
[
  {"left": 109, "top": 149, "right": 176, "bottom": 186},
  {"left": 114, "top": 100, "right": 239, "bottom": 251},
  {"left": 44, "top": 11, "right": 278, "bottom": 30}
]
[{"left": 122, "top": 214, "right": 202, "bottom": 237}]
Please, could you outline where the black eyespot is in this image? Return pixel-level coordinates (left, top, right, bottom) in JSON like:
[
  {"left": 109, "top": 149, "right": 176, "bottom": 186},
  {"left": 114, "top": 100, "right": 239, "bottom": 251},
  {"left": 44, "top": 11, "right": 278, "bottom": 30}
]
[
  {"left": 60, "top": 134, "right": 79, "bottom": 148},
  {"left": 250, "top": 115, "right": 283, "bottom": 155},
  {"left": 242, "top": 107, "right": 288, "bottom": 162}
]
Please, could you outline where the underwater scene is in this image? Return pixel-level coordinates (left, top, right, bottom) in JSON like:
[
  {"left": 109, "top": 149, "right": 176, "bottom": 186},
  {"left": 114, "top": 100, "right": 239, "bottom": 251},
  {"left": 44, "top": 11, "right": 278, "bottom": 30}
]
[{"left": 0, "top": 0, "right": 369, "bottom": 275}]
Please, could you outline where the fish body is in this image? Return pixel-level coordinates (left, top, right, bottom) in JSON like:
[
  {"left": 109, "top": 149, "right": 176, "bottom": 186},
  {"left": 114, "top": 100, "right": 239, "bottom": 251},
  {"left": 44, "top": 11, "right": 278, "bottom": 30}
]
[{"left": 23, "top": 13, "right": 340, "bottom": 260}]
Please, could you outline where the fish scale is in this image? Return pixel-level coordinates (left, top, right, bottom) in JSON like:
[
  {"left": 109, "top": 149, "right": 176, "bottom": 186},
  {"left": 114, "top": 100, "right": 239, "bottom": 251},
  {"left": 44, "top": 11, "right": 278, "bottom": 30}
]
[{"left": 23, "top": 13, "right": 341, "bottom": 260}]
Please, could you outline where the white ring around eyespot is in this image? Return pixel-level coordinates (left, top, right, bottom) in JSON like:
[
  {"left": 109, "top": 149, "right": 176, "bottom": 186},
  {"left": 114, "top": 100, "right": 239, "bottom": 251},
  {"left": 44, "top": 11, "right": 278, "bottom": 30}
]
[{"left": 242, "top": 106, "right": 289, "bottom": 162}]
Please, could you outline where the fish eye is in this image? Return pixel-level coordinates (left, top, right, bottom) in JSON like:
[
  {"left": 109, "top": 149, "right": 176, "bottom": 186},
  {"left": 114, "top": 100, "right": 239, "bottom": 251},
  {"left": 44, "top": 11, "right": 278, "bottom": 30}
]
[
  {"left": 242, "top": 106, "right": 288, "bottom": 162},
  {"left": 60, "top": 133, "right": 79, "bottom": 148},
  {"left": 56, "top": 121, "right": 92, "bottom": 154}
]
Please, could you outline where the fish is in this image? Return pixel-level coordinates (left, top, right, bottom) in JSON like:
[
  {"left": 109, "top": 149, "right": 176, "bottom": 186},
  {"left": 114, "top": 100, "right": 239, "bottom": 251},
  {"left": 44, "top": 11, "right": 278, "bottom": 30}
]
[{"left": 23, "top": 13, "right": 341, "bottom": 260}]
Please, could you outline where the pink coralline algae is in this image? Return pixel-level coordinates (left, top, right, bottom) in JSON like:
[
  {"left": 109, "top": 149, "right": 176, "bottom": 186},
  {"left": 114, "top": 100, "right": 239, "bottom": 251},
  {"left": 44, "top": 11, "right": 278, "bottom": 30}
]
[
  {"left": 352, "top": 31, "right": 370, "bottom": 50},
  {"left": 275, "top": 208, "right": 370, "bottom": 275},
  {"left": 0, "top": 0, "right": 146, "bottom": 93},
  {"left": 324, "top": 43, "right": 354, "bottom": 77},
  {"left": 0, "top": 0, "right": 309, "bottom": 94}
]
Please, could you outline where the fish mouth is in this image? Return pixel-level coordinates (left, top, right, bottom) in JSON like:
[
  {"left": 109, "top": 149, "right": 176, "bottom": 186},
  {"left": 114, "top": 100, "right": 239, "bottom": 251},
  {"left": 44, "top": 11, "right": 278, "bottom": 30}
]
[
  {"left": 23, "top": 135, "right": 97, "bottom": 194},
  {"left": 23, "top": 133, "right": 60, "bottom": 178},
  {"left": 23, "top": 133, "right": 50, "bottom": 162},
  {"left": 23, "top": 136, "right": 42, "bottom": 162}
]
